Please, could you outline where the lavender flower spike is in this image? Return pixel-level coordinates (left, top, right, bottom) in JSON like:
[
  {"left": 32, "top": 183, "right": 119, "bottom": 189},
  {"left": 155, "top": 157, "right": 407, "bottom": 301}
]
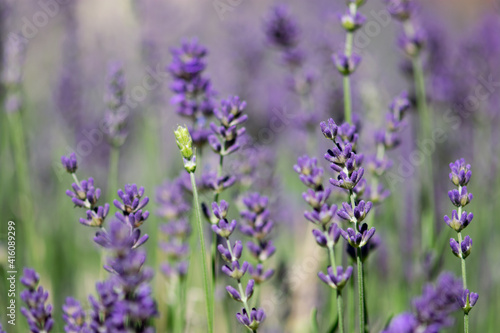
[
  {"left": 20, "top": 268, "right": 54, "bottom": 333},
  {"left": 340, "top": 223, "right": 376, "bottom": 248}
]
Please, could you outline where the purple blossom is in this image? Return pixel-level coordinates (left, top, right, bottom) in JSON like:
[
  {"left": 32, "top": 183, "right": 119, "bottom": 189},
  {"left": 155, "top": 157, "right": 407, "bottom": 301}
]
[
  {"left": 449, "top": 158, "right": 472, "bottom": 187},
  {"left": 103, "top": 61, "right": 129, "bottom": 148},
  {"left": 79, "top": 204, "right": 110, "bottom": 227},
  {"left": 294, "top": 155, "right": 324, "bottom": 190},
  {"left": 61, "top": 152, "right": 78, "bottom": 173},
  {"left": 458, "top": 289, "right": 479, "bottom": 314},
  {"left": 340, "top": 223, "right": 376, "bottom": 248},
  {"left": 444, "top": 210, "right": 473, "bottom": 232},
  {"left": 236, "top": 308, "right": 266, "bottom": 332},
  {"left": 209, "top": 96, "right": 247, "bottom": 156},
  {"left": 383, "top": 273, "right": 463, "bottom": 332},
  {"left": 62, "top": 297, "right": 89, "bottom": 333},
  {"left": 264, "top": 4, "right": 300, "bottom": 50},
  {"left": 169, "top": 38, "right": 216, "bottom": 146},
  {"left": 332, "top": 53, "right": 362, "bottom": 76},
  {"left": 340, "top": 10, "right": 366, "bottom": 32},
  {"left": 337, "top": 200, "right": 372, "bottom": 223},
  {"left": 318, "top": 266, "right": 353, "bottom": 291},
  {"left": 113, "top": 184, "right": 150, "bottom": 228},
  {"left": 450, "top": 236, "right": 472, "bottom": 259},
  {"left": 20, "top": 268, "right": 54, "bottom": 333},
  {"left": 448, "top": 186, "right": 473, "bottom": 207},
  {"left": 66, "top": 178, "right": 101, "bottom": 209}
]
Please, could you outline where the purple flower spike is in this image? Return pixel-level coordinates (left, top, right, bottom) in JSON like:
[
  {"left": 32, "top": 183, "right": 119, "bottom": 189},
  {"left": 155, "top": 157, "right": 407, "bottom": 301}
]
[
  {"left": 294, "top": 155, "right": 324, "bottom": 190},
  {"left": 330, "top": 167, "right": 364, "bottom": 190},
  {"left": 202, "top": 173, "right": 237, "bottom": 194},
  {"left": 448, "top": 186, "right": 473, "bottom": 207},
  {"left": 247, "top": 240, "right": 276, "bottom": 261},
  {"left": 248, "top": 264, "right": 275, "bottom": 284},
  {"left": 20, "top": 268, "right": 54, "bottom": 333},
  {"left": 337, "top": 200, "right": 372, "bottom": 223},
  {"left": 236, "top": 307, "right": 266, "bottom": 331},
  {"left": 226, "top": 286, "right": 242, "bottom": 302},
  {"left": 320, "top": 118, "right": 338, "bottom": 140},
  {"left": 458, "top": 289, "right": 479, "bottom": 314},
  {"left": 443, "top": 210, "right": 473, "bottom": 232},
  {"left": 340, "top": 223, "right": 376, "bottom": 248},
  {"left": 264, "top": 5, "right": 300, "bottom": 49},
  {"left": 318, "top": 265, "right": 353, "bottom": 291},
  {"left": 332, "top": 52, "right": 362, "bottom": 76},
  {"left": 449, "top": 158, "right": 472, "bottom": 187},
  {"left": 66, "top": 177, "right": 100, "bottom": 208},
  {"left": 61, "top": 152, "right": 78, "bottom": 173},
  {"left": 340, "top": 10, "right": 366, "bottom": 32}
]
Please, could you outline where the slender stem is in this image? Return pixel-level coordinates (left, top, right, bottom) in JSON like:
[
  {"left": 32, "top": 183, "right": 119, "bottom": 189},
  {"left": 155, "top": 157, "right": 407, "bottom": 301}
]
[
  {"left": 464, "top": 313, "right": 469, "bottom": 333},
  {"left": 337, "top": 291, "right": 345, "bottom": 333},
  {"left": 342, "top": 3, "right": 357, "bottom": 124},
  {"left": 107, "top": 146, "right": 120, "bottom": 203},
  {"left": 356, "top": 248, "right": 365, "bottom": 333},
  {"left": 458, "top": 231, "right": 468, "bottom": 289},
  {"left": 189, "top": 172, "right": 213, "bottom": 333},
  {"left": 405, "top": 20, "right": 435, "bottom": 251},
  {"left": 7, "top": 111, "right": 38, "bottom": 266}
]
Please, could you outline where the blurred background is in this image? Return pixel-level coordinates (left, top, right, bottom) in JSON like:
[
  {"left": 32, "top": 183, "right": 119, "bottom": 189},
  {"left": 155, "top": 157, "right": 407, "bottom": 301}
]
[{"left": 0, "top": 0, "right": 499, "bottom": 332}]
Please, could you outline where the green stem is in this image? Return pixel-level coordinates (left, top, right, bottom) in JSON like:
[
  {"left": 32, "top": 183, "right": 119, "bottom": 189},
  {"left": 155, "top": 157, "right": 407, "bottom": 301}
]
[
  {"left": 464, "top": 313, "right": 469, "bottom": 333},
  {"left": 7, "top": 111, "right": 37, "bottom": 266},
  {"left": 337, "top": 291, "right": 345, "bottom": 333},
  {"left": 107, "top": 146, "right": 120, "bottom": 203},
  {"left": 189, "top": 172, "right": 213, "bottom": 333},
  {"left": 408, "top": 27, "right": 435, "bottom": 252},
  {"left": 342, "top": 3, "right": 357, "bottom": 124},
  {"left": 356, "top": 248, "right": 365, "bottom": 333}
]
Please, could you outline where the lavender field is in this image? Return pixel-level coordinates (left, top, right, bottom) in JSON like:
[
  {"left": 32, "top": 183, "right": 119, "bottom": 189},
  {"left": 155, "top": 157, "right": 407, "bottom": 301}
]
[{"left": 1, "top": 0, "right": 499, "bottom": 332}]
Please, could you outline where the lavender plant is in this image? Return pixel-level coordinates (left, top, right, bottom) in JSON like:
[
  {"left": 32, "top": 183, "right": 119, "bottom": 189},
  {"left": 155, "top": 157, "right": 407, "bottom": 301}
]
[
  {"left": 20, "top": 268, "right": 54, "bottom": 333},
  {"left": 386, "top": 0, "right": 436, "bottom": 252},
  {"left": 444, "top": 159, "right": 478, "bottom": 332},
  {"left": 321, "top": 118, "right": 375, "bottom": 333},
  {"left": 103, "top": 61, "right": 129, "bottom": 203},
  {"left": 334, "top": 0, "right": 366, "bottom": 123},
  {"left": 61, "top": 153, "right": 110, "bottom": 228},
  {"left": 264, "top": 5, "right": 317, "bottom": 133},
  {"left": 169, "top": 39, "right": 216, "bottom": 148},
  {"left": 382, "top": 273, "right": 463, "bottom": 333},
  {"left": 211, "top": 200, "right": 266, "bottom": 332},
  {"left": 239, "top": 193, "right": 276, "bottom": 290}
]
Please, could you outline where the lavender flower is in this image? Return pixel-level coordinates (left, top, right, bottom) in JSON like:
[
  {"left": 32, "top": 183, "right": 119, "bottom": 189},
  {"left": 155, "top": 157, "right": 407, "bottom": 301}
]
[
  {"left": 92, "top": 219, "right": 157, "bottom": 332},
  {"left": 20, "top": 268, "right": 54, "bottom": 333},
  {"left": 211, "top": 201, "right": 266, "bottom": 331},
  {"left": 113, "top": 184, "right": 150, "bottom": 228},
  {"left": 209, "top": 96, "right": 247, "bottom": 156},
  {"left": 318, "top": 266, "right": 353, "bottom": 291},
  {"left": 66, "top": 177, "right": 101, "bottom": 209},
  {"left": 156, "top": 179, "right": 192, "bottom": 279},
  {"left": 62, "top": 297, "right": 89, "bottom": 333},
  {"left": 103, "top": 61, "right": 129, "bottom": 148},
  {"left": 383, "top": 273, "right": 463, "bottom": 333},
  {"left": 240, "top": 193, "right": 276, "bottom": 283},
  {"left": 169, "top": 38, "right": 216, "bottom": 146},
  {"left": 264, "top": 5, "right": 300, "bottom": 54},
  {"left": 365, "top": 92, "right": 410, "bottom": 204},
  {"left": 61, "top": 152, "right": 78, "bottom": 173},
  {"left": 458, "top": 289, "right": 479, "bottom": 314},
  {"left": 444, "top": 159, "right": 478, "bottom": 328}
]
